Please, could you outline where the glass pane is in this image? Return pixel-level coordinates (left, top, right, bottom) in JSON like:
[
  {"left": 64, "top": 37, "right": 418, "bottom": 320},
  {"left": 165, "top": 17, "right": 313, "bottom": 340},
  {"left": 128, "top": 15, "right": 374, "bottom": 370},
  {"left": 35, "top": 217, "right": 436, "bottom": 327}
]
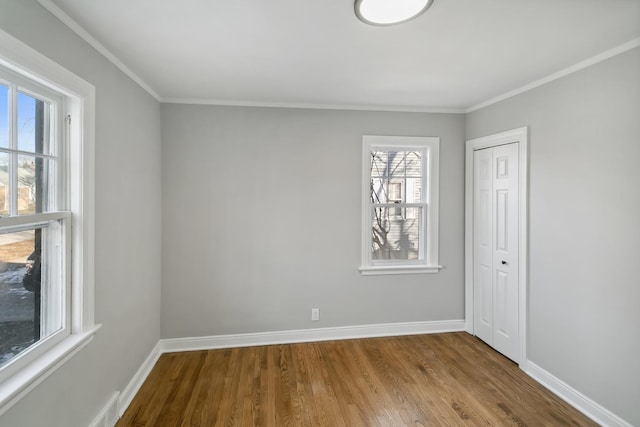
[
  {"left": 0, "top": 153, "right": 8, "bottom": 217},
  {"left": 405, "top": 177, "right": 422, "bottom": 203},
  {"left": 18, "top": 155, "right": 50, "bottom": 215},
  {"left": 403, "top": 151, "right": 423, "bottom": 178},
  {"left": 370, "top": 178, "right": 389, "bottom": 203},
  {"left": 0, "top": 229, "right": 37, "bottom": 368},
  {"left": 387, "top": 151, "right": 406, "bottom": 178},
  {"left": 371, "top": 207, "right": 422, "bottom": 261},
  {"left": 388, "top": 182, "right": 402, "bottom": 201},
  {"left": 0, "top": 84, "right": 7, "bottom": 149},
  {"left": 17, "top": 92, "right": 50, "bottom": 155},
  {"left": 388, "top": 151, "right": 422, "bottom": 178},
  {"left": 371, "top": 151, "right": 388, "bottom": 178},
  {"left": 370, "top": 150, "right": 423, "bottom": 203},
  {"left": 0, "top": 225, "right": 61, "bottom": 369}
]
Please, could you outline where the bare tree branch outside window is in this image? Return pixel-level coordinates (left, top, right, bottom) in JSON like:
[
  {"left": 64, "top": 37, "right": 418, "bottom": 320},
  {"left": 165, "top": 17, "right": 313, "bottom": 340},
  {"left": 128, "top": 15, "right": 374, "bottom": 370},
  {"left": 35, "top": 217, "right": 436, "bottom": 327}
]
[{"left": 370, "top": 150, "right": 422, "bottom": 261}]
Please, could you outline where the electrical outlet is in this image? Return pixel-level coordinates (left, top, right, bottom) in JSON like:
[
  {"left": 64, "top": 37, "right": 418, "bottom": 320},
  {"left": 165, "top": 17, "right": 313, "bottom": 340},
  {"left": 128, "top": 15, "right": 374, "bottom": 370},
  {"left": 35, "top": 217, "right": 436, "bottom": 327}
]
[{"left": 311, "top": 308, "right": 320, "bottom": 321}]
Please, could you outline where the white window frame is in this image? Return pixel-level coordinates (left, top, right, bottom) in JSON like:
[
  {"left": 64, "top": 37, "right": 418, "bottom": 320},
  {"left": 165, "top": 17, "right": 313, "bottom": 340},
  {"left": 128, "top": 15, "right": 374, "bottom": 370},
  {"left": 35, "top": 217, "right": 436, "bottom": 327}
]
[
  {"left": 0, "top": 29, "right": 98, "bottom": 416},
  {"left": 359, "top": 135, "right": 441, "bottom": 275}
]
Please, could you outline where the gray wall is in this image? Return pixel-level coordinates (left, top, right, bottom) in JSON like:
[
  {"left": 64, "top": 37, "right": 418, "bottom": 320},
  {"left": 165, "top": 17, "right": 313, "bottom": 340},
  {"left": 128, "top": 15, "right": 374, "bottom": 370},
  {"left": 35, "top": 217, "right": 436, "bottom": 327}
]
[
  {"left": 2, "top": 1, "right": 636, "bottom": 425},
  {"left": 0, "top": 1, "right": 162, "bottom": 426},
  {"left": 466, "top": 47, "right": 640, "bottom": 425},
  {"left": 161, "top": 105, "right": 465, "bottom": 338}
]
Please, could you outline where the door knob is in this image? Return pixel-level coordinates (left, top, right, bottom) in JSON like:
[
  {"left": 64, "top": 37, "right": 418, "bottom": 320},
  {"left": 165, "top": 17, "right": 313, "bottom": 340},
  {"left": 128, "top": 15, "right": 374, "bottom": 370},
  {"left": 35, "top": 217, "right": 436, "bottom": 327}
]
[{"left": 501, "top": 261, "right": 507, "bottom": 265}]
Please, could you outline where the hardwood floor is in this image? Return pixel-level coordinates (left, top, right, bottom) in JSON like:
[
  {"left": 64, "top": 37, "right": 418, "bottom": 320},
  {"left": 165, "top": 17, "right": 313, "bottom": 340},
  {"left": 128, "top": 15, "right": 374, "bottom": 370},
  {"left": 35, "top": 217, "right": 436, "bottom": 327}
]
[{"left": 117, "top": 333, "right": 597, "bottom": 426}]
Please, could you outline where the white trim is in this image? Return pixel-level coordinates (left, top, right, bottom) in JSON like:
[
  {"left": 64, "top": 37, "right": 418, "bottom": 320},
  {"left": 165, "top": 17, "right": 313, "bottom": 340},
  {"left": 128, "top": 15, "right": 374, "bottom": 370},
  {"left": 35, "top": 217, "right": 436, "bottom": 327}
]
[
  {"left": 0, "top": 211, "right": 69, "bottom": 229},
  {"left": 162, "top": 97, "right": 465, "bottom": 114},
  {"left": 359, "top": 264, "right": 443, "bottom": 275},
  {"left": 26, "top": 2, "right": 640, "bottom": 113},
  {"left": 0, "top": 325, "right": 100, "bottom": 417},
  {"left": 466, "top": 38, "right": 640, "bottom": 112},
  {"left": 0, "top": 31, "right": 93, "bottom": 100},
  {"left": 112, "top": 321, "right": 464, "bottom": 419},
  {"left": 88, "top": 391, "right": 120, "bottom": 427},
  {"left": 117, "top": 342, "right": 162, "bottom": 417},
  {"left": 114, "top": 324, "right": 635, "bottom": 427},
  {"left": 35, "top": 0, "right": 161, "bottom": 102},
  {"left": 464, "top": 127, "right": 528, "bottom": 368},
  {"left": 68, "top": 77, "right": 96, "bottom": 334},
  {"left": 525, "top": 362, "right": 634, "bottom": 427},
  {"left": 159, "top": 320, "right": 465, "bottom": 353},
  {"left": 166, "top": 38, "right": 635, "bottom": 112}
]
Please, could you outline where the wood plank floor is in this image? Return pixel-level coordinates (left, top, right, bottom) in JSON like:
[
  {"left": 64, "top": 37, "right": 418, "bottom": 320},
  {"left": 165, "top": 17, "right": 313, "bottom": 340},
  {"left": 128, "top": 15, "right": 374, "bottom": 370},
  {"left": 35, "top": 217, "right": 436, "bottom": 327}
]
[{"left": 117, "top": 332, "right": 597, "bottom": 426}]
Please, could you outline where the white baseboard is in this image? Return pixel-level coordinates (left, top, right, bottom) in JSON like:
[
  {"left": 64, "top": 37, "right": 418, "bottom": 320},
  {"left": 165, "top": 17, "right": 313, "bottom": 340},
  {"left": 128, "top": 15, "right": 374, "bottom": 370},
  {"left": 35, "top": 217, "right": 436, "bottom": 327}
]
[
  {"left": 117, "top": 342, "right": 162, "bottom": 417},
  {"left": 159, "top": 320, "right": 466, "bottom": 353},
  {"left": 109, "top": 319, "right": 463, "bottom": 423},
  {"left": 525, "top": 361, "right": 633, "bottom": 427},
  {"left": 111, "top": 325, "right": 635, "bottom": 427},
  {"left": 88, "top": 392, "right": 119, "bottom": 427}
]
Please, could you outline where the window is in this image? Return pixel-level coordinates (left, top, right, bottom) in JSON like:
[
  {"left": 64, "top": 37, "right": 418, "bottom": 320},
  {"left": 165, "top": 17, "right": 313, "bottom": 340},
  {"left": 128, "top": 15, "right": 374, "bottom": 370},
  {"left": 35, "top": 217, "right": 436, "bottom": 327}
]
[
  {"left": 360, "top": 135, "right": 440, "bottom": 275},
  {"left": 0, "top": 72, "right": 67, "bottom": 374},
  {"left": 0, "top": 29, "right": 97, "bottom": 413}
]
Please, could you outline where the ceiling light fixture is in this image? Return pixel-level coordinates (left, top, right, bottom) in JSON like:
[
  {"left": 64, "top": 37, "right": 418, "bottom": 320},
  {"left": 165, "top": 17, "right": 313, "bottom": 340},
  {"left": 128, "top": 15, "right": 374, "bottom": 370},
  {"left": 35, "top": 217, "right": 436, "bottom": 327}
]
[{"left": 355, "top": 0, "right": 434, "bottom": 26}]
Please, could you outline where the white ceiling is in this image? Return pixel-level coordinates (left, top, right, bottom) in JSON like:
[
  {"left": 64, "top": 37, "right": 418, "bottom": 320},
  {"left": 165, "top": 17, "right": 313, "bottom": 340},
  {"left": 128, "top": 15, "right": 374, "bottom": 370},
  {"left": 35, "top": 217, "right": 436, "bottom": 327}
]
[{"left": 42, "top": 0, "right": 640, "bottom": 111}]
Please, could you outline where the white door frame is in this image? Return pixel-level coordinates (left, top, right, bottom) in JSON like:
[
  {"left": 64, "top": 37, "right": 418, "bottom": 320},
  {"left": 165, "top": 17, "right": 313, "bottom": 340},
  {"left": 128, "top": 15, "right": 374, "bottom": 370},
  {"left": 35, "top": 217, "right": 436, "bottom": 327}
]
[{"left": 465, "top": 127, "right": 529, "bottom": 369}]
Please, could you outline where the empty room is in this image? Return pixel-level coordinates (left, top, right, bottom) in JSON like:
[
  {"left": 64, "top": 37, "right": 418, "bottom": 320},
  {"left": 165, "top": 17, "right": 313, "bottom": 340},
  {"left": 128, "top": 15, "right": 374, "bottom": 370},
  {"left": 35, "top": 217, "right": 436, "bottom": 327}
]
[{"left": 0, "top": 0, "right": 638, "bottom": 426}]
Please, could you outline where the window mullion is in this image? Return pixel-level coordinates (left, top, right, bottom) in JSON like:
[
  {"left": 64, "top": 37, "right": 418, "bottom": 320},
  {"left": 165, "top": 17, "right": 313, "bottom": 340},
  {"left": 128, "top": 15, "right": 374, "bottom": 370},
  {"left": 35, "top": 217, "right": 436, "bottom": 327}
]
[
  {"left": 59, "top": 111, "right": 69, "bottom": 212},
  {"left": 7, "top": 84, "right": 16, "bottom": 152},
  {"left": 0, "top": 210, "right": 69, "bottom": 229},
  {"left": 419, "top": 148, "right": 424, "bottom": 263},
  {"left": 372, "top": 203, "right": 424, "bottom": 208},
  {"left": 0, "top": 147, "right": 57, "bottom": 159},
  {"left": 403, "top": 155, "right": 407, "bottom": 203},
  {"left": 8, "top": 84, "right": 17, "bottom": 216}
]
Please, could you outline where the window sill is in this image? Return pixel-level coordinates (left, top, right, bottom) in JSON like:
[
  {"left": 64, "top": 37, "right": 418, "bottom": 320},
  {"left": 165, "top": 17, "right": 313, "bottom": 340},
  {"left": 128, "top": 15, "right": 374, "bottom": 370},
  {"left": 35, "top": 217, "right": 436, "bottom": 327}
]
[
  {"left": 359, "top": 265, "right": 443, "bottom": 275},
  {"left": 0, "top": 324, "right": 102, "bottom": 417}
]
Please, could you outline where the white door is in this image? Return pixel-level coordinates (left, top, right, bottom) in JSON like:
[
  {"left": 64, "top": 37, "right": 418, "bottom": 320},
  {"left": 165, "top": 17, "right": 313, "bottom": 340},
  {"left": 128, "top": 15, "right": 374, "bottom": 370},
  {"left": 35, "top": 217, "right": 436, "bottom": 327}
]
[{"left": 473, "top": 142, "right": 519, "bottom": 362}]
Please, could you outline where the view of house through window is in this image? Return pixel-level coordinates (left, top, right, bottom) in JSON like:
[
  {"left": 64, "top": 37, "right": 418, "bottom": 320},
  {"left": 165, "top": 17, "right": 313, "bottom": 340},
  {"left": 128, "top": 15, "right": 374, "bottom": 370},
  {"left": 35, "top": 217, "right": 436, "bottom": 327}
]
[
  {"left": 370, "top": 149, "right": 423, "bottom": 260},
  {"left": 0, "top": 75, "right": 64, "bottom": 370}
]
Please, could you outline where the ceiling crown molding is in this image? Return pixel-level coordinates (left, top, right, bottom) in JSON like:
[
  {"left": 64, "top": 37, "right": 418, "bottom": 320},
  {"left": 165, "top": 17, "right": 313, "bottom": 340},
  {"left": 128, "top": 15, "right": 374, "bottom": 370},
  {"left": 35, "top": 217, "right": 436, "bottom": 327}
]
[
  {"left": 34, "top": 1, "right": 640, "bottom": 114},
  {"left": 162, "top": 97, "right": 466, "bottom": 114},
  {"left": 466, "top": 37, "right": 640, "bottom": 113},
  {"left": 36, "top": 0, "right": 162, "bottom": 101}
]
